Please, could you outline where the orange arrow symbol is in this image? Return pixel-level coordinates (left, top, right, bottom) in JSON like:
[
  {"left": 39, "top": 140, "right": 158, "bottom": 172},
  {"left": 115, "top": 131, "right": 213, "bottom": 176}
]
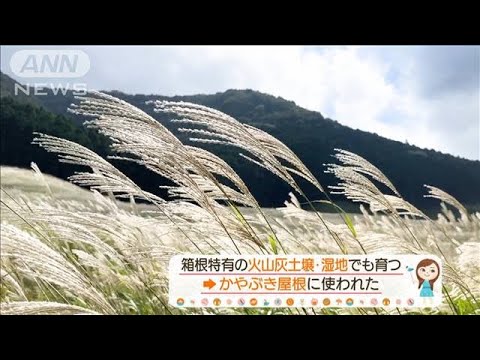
[{"left": 203, "top": 279, "right": 216, "bottom": 289}]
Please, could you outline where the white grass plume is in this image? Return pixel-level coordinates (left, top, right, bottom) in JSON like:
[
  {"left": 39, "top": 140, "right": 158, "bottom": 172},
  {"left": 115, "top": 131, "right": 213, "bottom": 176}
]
[
  {"left": 155, "top": 100, "right": 324, "bottom": 194},
  {"left": 424, "top": 185, "right": 469, "bottom": 220},
  {"left": 1, "top": 224, "right": 115, "bottom": 313},
  {"left": 1, "top": 301, "right": 100, "bottom": 315}
]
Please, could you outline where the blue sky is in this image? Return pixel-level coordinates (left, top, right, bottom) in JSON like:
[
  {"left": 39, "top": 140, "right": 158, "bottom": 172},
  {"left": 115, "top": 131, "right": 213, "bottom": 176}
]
[{"left": 1, "top": 45, "right": 479, "bottom": 160}]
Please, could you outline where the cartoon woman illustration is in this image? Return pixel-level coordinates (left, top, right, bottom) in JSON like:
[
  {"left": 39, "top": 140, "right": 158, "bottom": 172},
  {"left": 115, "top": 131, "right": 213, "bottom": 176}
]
[{"left": 416, "top": 259, "right": 440, "bottom": 305}]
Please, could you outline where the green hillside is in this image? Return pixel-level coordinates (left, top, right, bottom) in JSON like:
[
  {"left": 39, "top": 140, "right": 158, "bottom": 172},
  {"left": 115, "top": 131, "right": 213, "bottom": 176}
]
[
  {"left": 0, "top": 72, "right": 41, "bottom": 107},
  {"left": 1, "top": 72, "right": 479, "bottom": 212}
]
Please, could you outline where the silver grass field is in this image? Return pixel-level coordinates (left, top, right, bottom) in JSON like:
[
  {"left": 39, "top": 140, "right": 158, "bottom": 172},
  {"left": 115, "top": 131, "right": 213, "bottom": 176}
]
[{"left": 1, "top": 92, "right": 479, "bottom": 315}]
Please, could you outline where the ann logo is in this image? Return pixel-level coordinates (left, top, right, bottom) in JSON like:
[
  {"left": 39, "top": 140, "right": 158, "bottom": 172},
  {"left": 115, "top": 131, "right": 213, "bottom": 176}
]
[
  {"left": 10, "top": 50, "right": 90, "bottom": 78},
  {"left": 20, "top": 54, "right": 79, "bottom": 75}
]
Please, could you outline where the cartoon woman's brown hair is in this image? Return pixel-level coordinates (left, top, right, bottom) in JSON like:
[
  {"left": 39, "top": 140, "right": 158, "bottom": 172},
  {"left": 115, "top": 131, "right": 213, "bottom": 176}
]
[{"left": 416, "top": 258, "right": 440, "bottom": 292}]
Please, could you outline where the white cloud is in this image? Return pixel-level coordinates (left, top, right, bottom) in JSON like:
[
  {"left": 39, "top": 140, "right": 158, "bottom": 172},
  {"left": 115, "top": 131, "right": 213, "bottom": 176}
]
[{"left": 1, "top": 45, "right": 478, "bottom": 160}]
